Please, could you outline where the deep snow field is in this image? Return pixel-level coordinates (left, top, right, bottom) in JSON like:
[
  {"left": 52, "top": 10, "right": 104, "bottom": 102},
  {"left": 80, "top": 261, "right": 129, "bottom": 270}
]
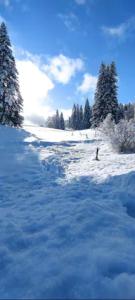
[{"left": 1, "top": 124, "right": 135, "bottom": 299}]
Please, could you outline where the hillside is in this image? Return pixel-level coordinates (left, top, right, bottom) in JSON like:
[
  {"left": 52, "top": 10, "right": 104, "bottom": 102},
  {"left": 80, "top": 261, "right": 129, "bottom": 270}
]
[{"left": 0, "top": 125, "right": 135, "bottom": 299}]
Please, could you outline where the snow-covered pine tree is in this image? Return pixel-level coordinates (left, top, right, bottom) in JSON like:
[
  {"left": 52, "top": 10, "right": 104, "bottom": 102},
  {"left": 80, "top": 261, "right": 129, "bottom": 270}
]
[
  {"left": 0, "top": 22, "right": 23, "bottom": 126},
  {"left": 79, "top": 105, "right": 84, "bottom": 130},
  {"left": 67, "top": 116, "right": 72, "bottom": 129},
  {"left": 76, "top": 104, "right": 80, "bottom": 129},
  {"left": 117, "top": 103, "right": 125, "bottom": 122},
  {"left": 92, "top": 63, "right": 107, "bottom": 127},
  {"left": 54, "top": 110, "right": 60, "bottom": 129},
  {"left": 107, "top": 62, "right": 119, "bottom": 122},
  {"left": 71, "top": 104, "right": 77, "bottom": 130},
  {"left": 83, "top": 99, "right": 91, "bottom": 129},
  {"left": 60, "top": 112, "right": 65, "bottom": 130},
  {"left": 92, "top": 62, "right": 119, "bottom": 127},
  {"left": 124, "top": 103, "right": 134, "bottom": 121}
]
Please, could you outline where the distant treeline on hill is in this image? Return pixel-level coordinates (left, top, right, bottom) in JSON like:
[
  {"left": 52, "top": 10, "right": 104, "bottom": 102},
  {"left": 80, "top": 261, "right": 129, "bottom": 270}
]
[
  {"left": 46, "top": 100, "right": 135, "bottom": 131},
  {"left": 46, "top": 99, "right": 92, "bottom": 130}
]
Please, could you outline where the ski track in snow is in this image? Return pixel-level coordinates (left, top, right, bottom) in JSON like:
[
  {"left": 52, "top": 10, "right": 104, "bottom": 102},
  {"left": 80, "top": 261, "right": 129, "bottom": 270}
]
[{"left": 1, "top": 125, "right": 135, "bottom": 299}]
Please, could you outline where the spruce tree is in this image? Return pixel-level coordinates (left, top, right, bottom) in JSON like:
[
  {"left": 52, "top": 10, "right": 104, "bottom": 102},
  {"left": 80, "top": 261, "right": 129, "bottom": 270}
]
[
  {"left": 83, "top": 99, "right": 91, "bottom": 129},
  {"left": 54, "top": 110, "right": 60, "bottom": 129},
  {"left": 117, "top": 103, "right": 125, "bottom": 122},
  {"left": 71, "top": 104, "right": 77, "bottom": 130},
  {"left": 0, "top": 22, "right": 23, "bottom": 126},
  {"left": 76, "top": 104, "right": 80, "bottom": 130},
  {"left": 92, "top": 63, "right": 107, "bottom": 127},
  {"left": 79, "top": 105, "right": 84, "bottom": 130},
  {"left": 60, "top": 112, "right": 65, "bottom": 130},
  {"left": 92, "top": 62, "right": 118, "bottom": 127},
  {"left": 68, "top": 116, "right": 72, "bottom": 129},
  {"left": 107, "top": 62, "right": 118, "bottom": 122},
  {"left": 124, "top": 103, "right": 134, "bottom": 121}
]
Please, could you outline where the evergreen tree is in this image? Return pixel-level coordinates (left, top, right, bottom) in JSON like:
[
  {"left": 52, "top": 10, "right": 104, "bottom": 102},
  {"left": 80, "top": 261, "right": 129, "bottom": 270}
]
[
  {"left": 0, "top": 22, "right": 23, "bottom": 126},
  {"left": 46, "top": 116, "right": 54, "bottom": 128},
  {"left": 70, "top": 104, "right": 84, "bottom": 130},
  {"left": 117, "top": 103, "right": 125, "bottom": 122},
  {"left": 124, "top": 103, "right": 134, "bottom": 121},
  {"left": 92, "top": 62, "right": 118, "bottom": 127},
  {"left": 107, "top": 62, "right": 118, "bottom": 122},
  {"left": 79, "top": 105, "right": 84, "bottom": 129},
  {"left": 68, "top": 116, "right": 72, "bottom": 129},
  {"left": 92, "top": 63, "right": 107, "bottom": 127},
  {"left": 46, "top": 110, "right": 65, "bottom": 129},
  {"left": 60, "top": 112, "right": 65, "bottom": 130},
  {"left": 76, "top": 104, "right": 80, "bottom": 129},
  {"left": 83, "top": 99, "right": 91, "bottom": 129},
  {"left": 54, "top": 109, "right": 60, "bottom": 129},
  {"left": 71, "top": 104, "right": 78, "bottom": 130}
]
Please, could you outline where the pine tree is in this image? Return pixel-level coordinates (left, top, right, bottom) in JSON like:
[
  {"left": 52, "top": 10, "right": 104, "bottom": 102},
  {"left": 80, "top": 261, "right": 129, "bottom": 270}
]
[
  {"left": 83, "top": 99, "right": 91, "bottom": 129},
  {"left": 92, "top": 62, "right": 118, "bottom": 127},
  {"left": 107, "top": 62, "right": 118, "bottom": 122},
  {"left": 79, "top": 105, "right": 84, "bottom": 129},
  {"left": 92, "top": 63, "right": 107, "bottom": 127},
  {"left": 76, "top": 104, "right": 80, "bottom": 129},
  {"left": 60, "top": 112, "right": 65, "bottom": 130},
  {"left": 0, "top": 22, "right": 23, "bottom": 126},
  {"left": 68, "top": 116, "right": 72, "bottom": 129},
  {"left": 124, "top": 103, "right": 134, "bottom": 121},
  {"left": 117, "top": 103, "right": 125, "bottom": 122},
  {"left": 71, "top": 104, "right": 77, "bottom": 130},
  {"left": 54, "top": 110, "right": 60, "bottom": 129}
]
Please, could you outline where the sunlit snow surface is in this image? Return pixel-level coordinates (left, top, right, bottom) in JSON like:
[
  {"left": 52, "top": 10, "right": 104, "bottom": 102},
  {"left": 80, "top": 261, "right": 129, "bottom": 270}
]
[{"left": 1, "top": 125, "right": 135, "bottom": 299}]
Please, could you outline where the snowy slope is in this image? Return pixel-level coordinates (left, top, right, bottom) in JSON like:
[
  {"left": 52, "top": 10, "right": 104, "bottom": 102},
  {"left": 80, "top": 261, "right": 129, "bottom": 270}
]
[{"left": 1, "top": 124, "right": 135, "bottom": 299}]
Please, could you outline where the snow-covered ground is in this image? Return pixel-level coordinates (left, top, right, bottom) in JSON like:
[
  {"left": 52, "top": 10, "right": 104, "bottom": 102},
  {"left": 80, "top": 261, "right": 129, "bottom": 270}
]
[{"left": 1, "top": 124, "right": 135, "bottom": 299}]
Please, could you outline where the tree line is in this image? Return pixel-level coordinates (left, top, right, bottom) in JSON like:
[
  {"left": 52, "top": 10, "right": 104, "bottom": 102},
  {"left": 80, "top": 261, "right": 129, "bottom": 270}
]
[
  {"left": 46, "top": 61, "right": 135, "bottom": 130},
  {"left": 46, "top": 99, "right": 92, "bottom": 130},
  {"left": 46, "top": 110, "right": 65, "bottom": 130}
]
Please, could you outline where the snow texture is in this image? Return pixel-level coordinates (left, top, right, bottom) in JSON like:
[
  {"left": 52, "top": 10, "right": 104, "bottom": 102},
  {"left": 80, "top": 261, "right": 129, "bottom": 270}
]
[{"left": 1, "top": 124, "right": 135, "bottom": 299}]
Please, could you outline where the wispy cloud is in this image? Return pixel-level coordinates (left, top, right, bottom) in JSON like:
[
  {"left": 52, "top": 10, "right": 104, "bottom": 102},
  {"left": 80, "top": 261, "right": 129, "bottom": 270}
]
[
  {"left": 44, "top": 54, "right": 84, "bottom": 84},
  {"left": 102, "top": 17, "right": 135, "bottom": 39},
  {"left": 0, "top": 0, "right": 29, "bottom": 12},
  {"left": 58, "top": 12, "right": 79, "bottom": 31},
  {"left": 74, "top": 0, "right": 86, "bottom": 5},
  {"left": 77, "top": 73, "right": 97, "bottom": 94},
  {"left": 0, "top": 0, "right": 10, "bottom": 7}
]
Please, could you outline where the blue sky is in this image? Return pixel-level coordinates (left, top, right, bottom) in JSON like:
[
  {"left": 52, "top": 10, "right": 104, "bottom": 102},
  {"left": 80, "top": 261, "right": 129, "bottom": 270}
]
[{"left": 0, "top": 0, "right": 135, "bottom": 121}]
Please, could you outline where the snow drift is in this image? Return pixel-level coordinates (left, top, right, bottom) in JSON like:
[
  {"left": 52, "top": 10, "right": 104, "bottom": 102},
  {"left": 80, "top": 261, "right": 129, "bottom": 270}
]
[{"left": 0, "top": 125, "right": 135, "bottom": 299}]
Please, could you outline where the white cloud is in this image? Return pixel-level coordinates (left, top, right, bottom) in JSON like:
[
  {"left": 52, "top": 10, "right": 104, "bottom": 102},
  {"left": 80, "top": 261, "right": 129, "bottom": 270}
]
[
  {"left": 77, "top": 73, "right": 97, "bottom": 94},
  {"left": 102, "top": 17, "right": 135, "bottom": 39},
  {"left": 61, "top": 108, "right": 72, "bottom": 119},
  {"left": 74, "top": 0, "right": 86, "bottom": 4},
  {"left": 58, "top": 12, "right": 79, "bottom": 31},
  {"left": 45, "top": 54, "right": 84, "bottom": 84},
  {"left": 0, "top": 15, "right": 6, "bottom": 23},
  {"left": 16, "top": 59, "right": 54, "bottom": 119},
  {"left": 16, "top": 51, "right": 83, "bottom": 123}
]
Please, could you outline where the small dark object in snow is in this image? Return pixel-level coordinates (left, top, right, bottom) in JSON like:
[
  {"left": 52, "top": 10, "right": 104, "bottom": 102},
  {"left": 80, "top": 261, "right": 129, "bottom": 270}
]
[{"left": 95, "top": 147, "right": 100, "bottom": 161}]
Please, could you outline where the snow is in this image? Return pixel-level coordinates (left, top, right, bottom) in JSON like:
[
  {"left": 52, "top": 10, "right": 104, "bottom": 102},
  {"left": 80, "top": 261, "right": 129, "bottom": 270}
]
[{"left": 1, "top": 124, "right": 135, "bottom": 299}]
